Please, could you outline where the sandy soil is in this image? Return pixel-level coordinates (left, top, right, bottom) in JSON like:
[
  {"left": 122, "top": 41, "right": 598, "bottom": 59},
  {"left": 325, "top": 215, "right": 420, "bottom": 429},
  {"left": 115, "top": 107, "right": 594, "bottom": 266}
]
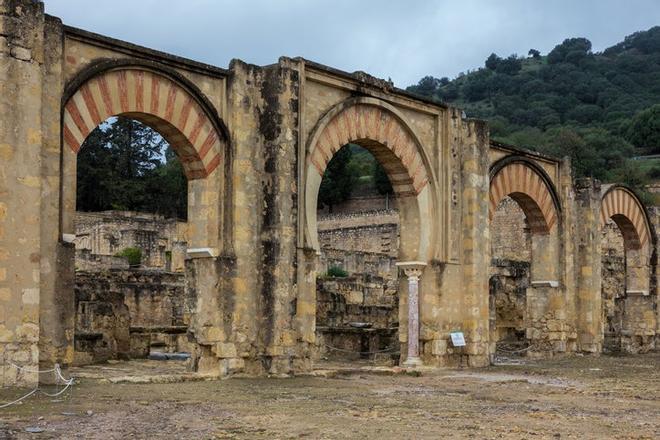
[{"left": 0, "top": 353, "right": 658, "bottom": 439}]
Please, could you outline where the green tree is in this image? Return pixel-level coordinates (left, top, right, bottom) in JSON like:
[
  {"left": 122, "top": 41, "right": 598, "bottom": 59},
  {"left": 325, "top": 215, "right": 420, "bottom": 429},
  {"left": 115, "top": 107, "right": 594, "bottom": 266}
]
[
  {"left": 77, "top": 117, "right": 188, "bottom": 218},
  {"left": 373, "top": 161, "right": 393, "bottom": 195},
  {"left": 528, "top": 49, "right": 541, "bottom": 59},
  {"left": 485, "top": 53, "right": 501, "bottom": 70},
  {"left": 543, "top": 129, "right": 601, "bottom": 178},
  {"left": 547, "top": 38, "right": 592, "bottom": 64},
  {"left": 318, "top": 145, "right": 357, "bottom": 212},
  {"left": 626, "top": 105, "right": 660, "bottom": 154},
  {"left": 407, "top": 76, "right": 441, "bottom": 98},
  {"left": 407, "top": 26, "right": 660, "bottom": 183},
  {"left": 496, "top": 55, "right": 522, "bottom": 75},
  {"left": 143, "top": 146, "right": 188, "bottom": 219}
]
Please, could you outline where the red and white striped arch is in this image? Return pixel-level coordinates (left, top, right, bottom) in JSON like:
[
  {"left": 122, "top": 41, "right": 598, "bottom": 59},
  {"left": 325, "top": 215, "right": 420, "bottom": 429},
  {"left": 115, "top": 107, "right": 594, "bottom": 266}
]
[
  {"left": 489, "top": 162, "right": 559, "bottom": 234},
  {"left": 600, "top": 186, "right": 650, "bottom": 249},
  {"left": 304, "top": 99, "right": 435, "bottom": 257},
  {"left": 63, "top": 68, "right": 224, "bottom": 179},
  {"left": 307, "top": 103, "right": 429, "bottom": 196}
]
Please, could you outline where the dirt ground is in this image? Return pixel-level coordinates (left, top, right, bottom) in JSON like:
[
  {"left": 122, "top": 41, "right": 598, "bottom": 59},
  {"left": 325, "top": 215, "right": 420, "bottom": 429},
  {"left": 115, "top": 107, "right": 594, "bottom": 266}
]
[{"left": 0, "top": 353, "right": 658, "bottom": 439}]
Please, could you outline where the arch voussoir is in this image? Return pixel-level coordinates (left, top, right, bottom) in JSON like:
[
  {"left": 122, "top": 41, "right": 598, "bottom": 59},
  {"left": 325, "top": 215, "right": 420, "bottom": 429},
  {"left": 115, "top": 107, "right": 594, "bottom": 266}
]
[
  {"left": 63, "top": 67, "right": 227, "bottom": 180},
  {"left": 306, "top": 103, "right": 430, "bottom": 197},
  {"left": 489, "top": 161, "right": 560, "bottom": 234},
  {"left": 600, "top": 186, "right": 651, "bottom": 249}
]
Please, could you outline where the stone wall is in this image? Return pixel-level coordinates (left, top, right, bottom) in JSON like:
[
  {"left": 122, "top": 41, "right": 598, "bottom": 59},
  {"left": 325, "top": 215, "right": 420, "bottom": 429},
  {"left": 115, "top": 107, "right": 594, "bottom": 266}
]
[
  {"left": 601, "top": 219, "right": 657, "bottom": 353},
  {"left": 316, "top": 218, "right": 399, "bottom": 363},
  {"left": 489, "top": 259, "right": 530, "bottom": 350},
  {"left": 489, "top": 198, "right": 532, "bottom": 355},
  {"left": 315, "top": 274, "right": 398, "bottom": 363},
  {"left": 317, "top": 194, "right": 398, "bottom": 216},
  {"left": 491, "top": 197, "right": 531, "bottom": 261},
  {"left": 318, "top": 211, "right": 399, "bottom": 257},
  {"left": 3, "top": 1, "right": 660, "bottom": 386},
  {"left": 74, "top": 269, "right": 191, "bottom": 364},
  {"left": 75, "top": 211, "right": 188, "bottom": 271},
  {"left": 319, "top": 248, "right": 397, "bottom": 281}
]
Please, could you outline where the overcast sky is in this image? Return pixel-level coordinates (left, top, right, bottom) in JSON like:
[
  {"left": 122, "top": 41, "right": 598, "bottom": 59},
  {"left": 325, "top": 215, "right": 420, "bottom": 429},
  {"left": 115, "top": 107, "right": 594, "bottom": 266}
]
[{"left": 44, "top": 0, "right": 659, "bottom": 87}]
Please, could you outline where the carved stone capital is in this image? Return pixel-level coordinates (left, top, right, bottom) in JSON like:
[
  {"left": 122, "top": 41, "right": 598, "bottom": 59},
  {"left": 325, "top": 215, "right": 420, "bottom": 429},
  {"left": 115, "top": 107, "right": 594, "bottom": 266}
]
[{"left": 396, "top": 261, "right": 427, "bottom": 281}]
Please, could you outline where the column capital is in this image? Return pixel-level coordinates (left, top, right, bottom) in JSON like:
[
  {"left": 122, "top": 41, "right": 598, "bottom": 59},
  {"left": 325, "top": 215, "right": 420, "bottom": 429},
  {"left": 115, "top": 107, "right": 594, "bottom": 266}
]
[{"left": 396, "top": 261, "right": 427, "bottom": 280}]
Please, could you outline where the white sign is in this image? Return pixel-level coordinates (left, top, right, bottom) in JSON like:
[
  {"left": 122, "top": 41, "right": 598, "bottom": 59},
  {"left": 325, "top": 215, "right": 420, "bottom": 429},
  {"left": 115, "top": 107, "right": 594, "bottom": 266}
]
[{"left": 450, "top": 332, "right": 466, "bottom": 347}]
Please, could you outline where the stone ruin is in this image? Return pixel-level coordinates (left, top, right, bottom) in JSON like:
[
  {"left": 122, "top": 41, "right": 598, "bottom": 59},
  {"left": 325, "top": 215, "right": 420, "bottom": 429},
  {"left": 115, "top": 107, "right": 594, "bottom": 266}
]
[
  {"left": 315, "top": 210, "right": 400, "bottom": 364},
  {"left": 1, "top": 0, "right": 658, "bottom": 386},
  {"left": 72, "top": 211, "right": 190, "bottom": 364}
]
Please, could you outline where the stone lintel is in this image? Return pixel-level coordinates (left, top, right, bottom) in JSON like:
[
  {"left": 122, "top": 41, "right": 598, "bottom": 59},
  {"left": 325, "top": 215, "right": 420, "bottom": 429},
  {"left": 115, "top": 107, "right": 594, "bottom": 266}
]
[
  {"left": 531, "top": 280, "right": 559, "bottom": 288},
  {"left": 626, "top": 290, "right": 649, "bottom": 296},
  {"left": 187, "top": 247, "right": 218, "bottom": 258}
]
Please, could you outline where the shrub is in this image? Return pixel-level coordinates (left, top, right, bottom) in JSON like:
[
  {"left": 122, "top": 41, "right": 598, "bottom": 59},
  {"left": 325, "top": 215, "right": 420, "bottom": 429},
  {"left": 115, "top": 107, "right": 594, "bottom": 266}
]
[
  {"left": 326, "top": 266, "right": 348, "bottom": 278},
  {"left": 115, "top": 247, "right": 142, "bottom": 266}
]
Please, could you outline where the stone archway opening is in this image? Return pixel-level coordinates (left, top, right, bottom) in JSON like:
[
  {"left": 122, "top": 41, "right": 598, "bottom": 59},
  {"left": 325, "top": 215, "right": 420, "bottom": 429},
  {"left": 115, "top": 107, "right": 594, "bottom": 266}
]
[
  {"left": 313, "top": 143, "right": 401, "bottom": 367},
  {"left": 72, "top": 116, "right": 193, "bottom": 369},
  {"left": 304, "top": 101, "right": 435, "bottom": 369},
  {"left": 43, "top": 66, "right": 229, "bottom": 376},
  {"left": 489, "top": 161, "right": 562, "bottom": 361},
  {"left": 601, "top": 219, "right": 626, "bottom": 352},
  {"left": 489, "top": 197, "right": 532, "bottom": 359},
  {"left": 600, "top": 187, "right": 653, "bottom": 354}
]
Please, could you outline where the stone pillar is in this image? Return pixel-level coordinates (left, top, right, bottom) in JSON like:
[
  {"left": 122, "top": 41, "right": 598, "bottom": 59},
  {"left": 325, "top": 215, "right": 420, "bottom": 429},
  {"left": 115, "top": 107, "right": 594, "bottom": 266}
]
[
  {"left": 528, "top": 231, "right": 566, "bottom": 355},
  {"left": 396, "top": 262, "right": 426, "bottom": 367},
  {"left": 626, "top": 246, "right": 650, "bottom": 294},
  {"left": 0, "top": 0, "right": 48, "bottom": 386},
  {"left": 459, "top": 119, "right": 491, "bottom": 367},
  {"left": 574, "top": 179, "right": 603, "bottom": 353}
]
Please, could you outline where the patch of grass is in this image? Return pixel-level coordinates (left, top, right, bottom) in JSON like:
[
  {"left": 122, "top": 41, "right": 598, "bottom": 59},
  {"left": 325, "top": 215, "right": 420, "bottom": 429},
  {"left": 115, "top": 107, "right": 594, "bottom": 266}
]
[{"left": 115, "top": 247, "right": 142, "bottom": 266}]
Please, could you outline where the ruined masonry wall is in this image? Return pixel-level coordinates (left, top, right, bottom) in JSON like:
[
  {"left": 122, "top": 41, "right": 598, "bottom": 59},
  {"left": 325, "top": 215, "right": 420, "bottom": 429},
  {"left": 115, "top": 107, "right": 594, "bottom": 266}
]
[
  {"left": 75, "top": 211, "right": 188, "bottom": 271},
  {"left": 490, "top": 197, "right": 531, "bottom": 262},
  {"left": 318, "top": 211, "right": 399, "bottom": 257},
  {"left": 74, "top": 269, "right": 190, "bottom": 364}
]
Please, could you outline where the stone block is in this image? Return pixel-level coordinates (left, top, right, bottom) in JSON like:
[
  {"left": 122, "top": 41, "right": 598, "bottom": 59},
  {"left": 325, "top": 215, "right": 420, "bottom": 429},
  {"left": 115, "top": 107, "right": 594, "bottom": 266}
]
[
  {"left": 0, "top": 325, "right": 14, "bottom": 342},
  {"left": 220, "top": 357, "right": 245, "bottom": 375},
  {"left": 21, "top": 288, "right": 38, "bottom": 305},
  {"left": 345, "top": 290, "right": 363, "bottom": 304},
  {"left": 215, "top": 342, "right": 237, "bottom": 358},
  {"left": 552, "top": 340, "right": 566, "bottom": 352},
  {"left": 203, "top": 326, "right": 223, "bottom": 342},
  {"left": 280, "top": 330, "right": 297, "bottom": 347},
  {"left": 10, "top": 45, "right": 30, "bottom": 61},
  {"left": 16, "top": 323, "right": 38, "bottom": 342},
  {"left": 429, "top": 339, "right": 447, "bottom": 355},
  {"left": 197, "top": 355, "right": 220, "bottom": 376}
]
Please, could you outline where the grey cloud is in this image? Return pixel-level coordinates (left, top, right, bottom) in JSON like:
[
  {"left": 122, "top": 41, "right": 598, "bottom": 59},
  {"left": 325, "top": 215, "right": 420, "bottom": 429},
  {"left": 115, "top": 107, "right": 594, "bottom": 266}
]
[{"left": 44, "top": 0, "right": 660, "bottom": 87}]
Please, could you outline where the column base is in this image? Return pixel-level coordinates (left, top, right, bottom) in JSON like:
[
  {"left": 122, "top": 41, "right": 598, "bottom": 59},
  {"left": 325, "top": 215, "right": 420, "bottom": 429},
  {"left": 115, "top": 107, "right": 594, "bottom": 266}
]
[{"left": 403, "top": 357, "right": 423, "bottom": 368}]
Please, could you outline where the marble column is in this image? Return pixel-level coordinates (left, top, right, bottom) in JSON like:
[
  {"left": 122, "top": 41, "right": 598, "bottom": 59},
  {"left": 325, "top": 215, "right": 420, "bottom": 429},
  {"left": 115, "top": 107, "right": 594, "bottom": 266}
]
[{"left": 396, "top": 261, "right": 427, "bottom": 367}]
